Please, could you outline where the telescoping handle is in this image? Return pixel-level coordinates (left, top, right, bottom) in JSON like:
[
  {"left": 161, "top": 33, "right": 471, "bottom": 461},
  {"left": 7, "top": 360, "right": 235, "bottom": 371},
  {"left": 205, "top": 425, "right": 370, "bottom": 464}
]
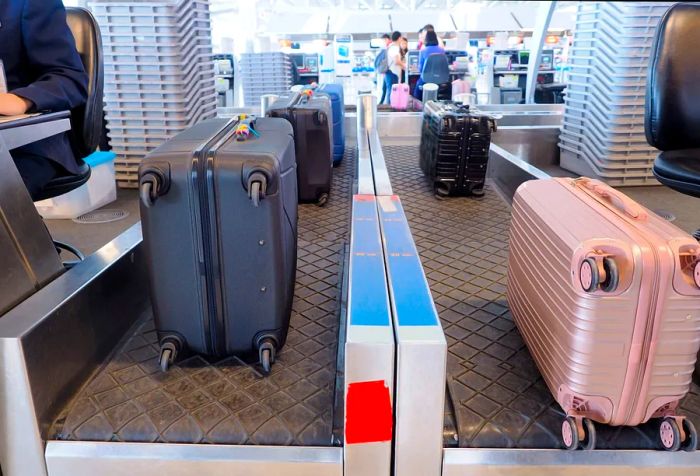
[{"left": 576, "top": 178, "right": 647, "bottom": 220}]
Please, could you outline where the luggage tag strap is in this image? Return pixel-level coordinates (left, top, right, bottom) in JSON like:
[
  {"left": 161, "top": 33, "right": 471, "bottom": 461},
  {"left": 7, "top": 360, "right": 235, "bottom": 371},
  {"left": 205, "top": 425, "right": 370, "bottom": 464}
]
[
  {"left": 234, "top": 114, "right": 259, "bottom": 141},
  {"left": 574, "top": 177, "right": 647, "bottom": 220}
]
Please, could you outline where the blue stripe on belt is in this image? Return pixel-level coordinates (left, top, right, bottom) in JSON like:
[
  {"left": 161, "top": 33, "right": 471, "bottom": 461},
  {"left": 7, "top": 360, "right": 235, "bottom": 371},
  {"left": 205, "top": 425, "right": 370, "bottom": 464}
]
[
  {"left": 378, "top": 196, "right": 439, "bottom": 327},
  {"left": 349, "top": 196, "right": 391, "bottom": 327}
]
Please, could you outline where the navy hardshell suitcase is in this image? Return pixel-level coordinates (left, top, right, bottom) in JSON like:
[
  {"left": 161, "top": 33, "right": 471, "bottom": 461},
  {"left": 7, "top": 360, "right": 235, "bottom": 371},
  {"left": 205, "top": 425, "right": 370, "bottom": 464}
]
[
  {"left": 138, "top": 116, "right": 298, "bottom": 374},
  {"left": 316, "top": 83, "right": 345, "bottom": 166},
  {"left": 268, "top": 91, "right": 333, "bottom": 205},
  {"left": 419, "top": 101, "right": 497, "bottom": 197}
]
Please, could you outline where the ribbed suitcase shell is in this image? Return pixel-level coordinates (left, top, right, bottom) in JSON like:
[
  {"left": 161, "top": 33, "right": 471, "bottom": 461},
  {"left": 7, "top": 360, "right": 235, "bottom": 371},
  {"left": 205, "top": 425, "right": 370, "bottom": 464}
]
[
  {"left": 139, "top": 117, "right": 298, "bottom": 367},
  {"left": 419, "top": 101, "right": 496, "bottom": 196},
  {"left": 507, "top": 178, "right": 700, "bottom": 427}
]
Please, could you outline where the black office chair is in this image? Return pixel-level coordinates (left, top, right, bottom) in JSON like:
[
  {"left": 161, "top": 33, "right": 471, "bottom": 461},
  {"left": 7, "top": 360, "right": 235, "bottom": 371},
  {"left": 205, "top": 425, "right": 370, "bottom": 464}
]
[
  {"left": 420, "top": 54, "right": 452, "bottom": 101},
  {"left": 646, "top": 3, "right": 700, "bottom": 240},
  {"left": 34, "top": 7, "right": 104, "bottom": 202}
]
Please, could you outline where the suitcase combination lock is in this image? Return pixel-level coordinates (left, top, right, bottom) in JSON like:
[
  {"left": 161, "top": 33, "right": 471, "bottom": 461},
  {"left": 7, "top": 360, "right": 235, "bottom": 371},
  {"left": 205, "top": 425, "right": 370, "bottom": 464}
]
[{"left": 580, "top": 255, "right": 619, "bottom": 293}]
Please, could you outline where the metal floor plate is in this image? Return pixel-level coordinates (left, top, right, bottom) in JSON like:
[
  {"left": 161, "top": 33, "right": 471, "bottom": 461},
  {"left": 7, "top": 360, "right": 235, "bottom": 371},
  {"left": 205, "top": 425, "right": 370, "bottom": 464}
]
[
  {"left": 382, "top": 144, "right": 700, "bottom": 450},
  {"left": 50, "top": 149, "right": 354, "bottom": 446}
]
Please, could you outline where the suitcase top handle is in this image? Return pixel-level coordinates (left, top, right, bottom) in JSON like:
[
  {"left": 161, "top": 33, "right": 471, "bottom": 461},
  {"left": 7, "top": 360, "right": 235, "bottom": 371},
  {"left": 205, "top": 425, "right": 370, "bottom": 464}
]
[{"left": 575, "top": 178, "right": 648, "bottom": 220}]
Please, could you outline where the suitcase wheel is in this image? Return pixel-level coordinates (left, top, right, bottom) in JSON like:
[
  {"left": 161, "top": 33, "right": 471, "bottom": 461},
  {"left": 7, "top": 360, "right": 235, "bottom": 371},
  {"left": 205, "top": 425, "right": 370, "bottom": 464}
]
[
  {"left": 600, "top": 257, "right": 619, "bottom": 293},
  {"left": 316, "top": 193, "right": 329, "bottom": 207},
  {"left": 158, "top": 338, "right": 181, "bottom": 372},
  {"left": 660, "top": 417, "right": 698, "bottom": 451},
  {"left": 562, "top": 417, "right": 578, "bottom": 450},
  {"left": 257, "top": 337, "right": 277, "bottom": 376},
  {"left": 660, "top": 418, "right": 682, "bottom": 451},
  {"left": 434, "top": 183, "right": 451, "bottom": 199},
  {"left": 562, "top": 416, "right": 596, "bottom": 450},
  {"left": 580, "top": 258, "right": 600, "bottom": 293},
  {"left": 580, "top": 418, "right": 596, "bottom": 450},
  {"left": 160, "top": 348, "right": 173, "bottom": 372},
  {"left": 247, "top": 172, "right": 269, "bottom": 208},
  {"left": 682, "top": 418, "right": 698, "bottom": 452},
  {"left": 581, "top": 257, "right": 619, "bottom": 293}
]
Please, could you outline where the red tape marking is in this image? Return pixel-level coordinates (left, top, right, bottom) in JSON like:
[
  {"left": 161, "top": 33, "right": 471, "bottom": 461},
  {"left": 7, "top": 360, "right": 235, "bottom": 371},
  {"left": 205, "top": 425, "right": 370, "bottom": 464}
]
[
  {"left": 345, "top": 380, "right": 393, "bottom": 444},
  {"left": 354, "top": 194, "right": 376, "bottom": 202}
]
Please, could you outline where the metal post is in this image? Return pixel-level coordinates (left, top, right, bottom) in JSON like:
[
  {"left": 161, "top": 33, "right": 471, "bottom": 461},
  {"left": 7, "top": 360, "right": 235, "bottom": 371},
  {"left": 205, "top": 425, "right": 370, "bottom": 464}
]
[
  {"left": 525, "top": 1, "right": 557, "bottom": 104},
  {"left": 356, "top": 94, "right": 377, "bottom": 196}
]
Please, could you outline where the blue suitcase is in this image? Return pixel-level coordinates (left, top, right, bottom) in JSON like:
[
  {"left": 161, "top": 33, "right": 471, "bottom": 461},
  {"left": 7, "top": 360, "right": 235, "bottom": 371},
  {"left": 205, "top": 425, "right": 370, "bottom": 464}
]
[{"left": 316, "top": 84, "right": 345, "bottom": 166}]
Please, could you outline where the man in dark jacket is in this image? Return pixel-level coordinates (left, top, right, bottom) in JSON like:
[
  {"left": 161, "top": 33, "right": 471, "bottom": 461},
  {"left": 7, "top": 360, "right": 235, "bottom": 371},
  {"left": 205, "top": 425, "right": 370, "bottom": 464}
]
[{"left": 0, "top": 0, "right": 88, "bottom": 199}]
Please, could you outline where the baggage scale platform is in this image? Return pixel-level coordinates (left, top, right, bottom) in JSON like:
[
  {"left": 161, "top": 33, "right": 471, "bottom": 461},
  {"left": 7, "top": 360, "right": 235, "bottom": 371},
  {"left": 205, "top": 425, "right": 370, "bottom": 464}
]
[
  {"left": 381, "top": 143, "right": 700, "bottom": 450},
  {"left": 49, "top": 151, "right": 355, "bottom": 447},
  {"left": 2, "top": 101, "right": 700, "bottom": 476}
]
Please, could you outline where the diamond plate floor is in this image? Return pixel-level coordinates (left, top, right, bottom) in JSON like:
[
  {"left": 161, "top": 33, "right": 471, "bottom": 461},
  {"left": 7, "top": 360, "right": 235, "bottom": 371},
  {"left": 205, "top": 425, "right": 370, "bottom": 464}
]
[
  {"left": 50, "top": 149, "right": 354, "bottom": 446},
  {"left": 383, "top": 144, "right": 700, "bottom": 450}
]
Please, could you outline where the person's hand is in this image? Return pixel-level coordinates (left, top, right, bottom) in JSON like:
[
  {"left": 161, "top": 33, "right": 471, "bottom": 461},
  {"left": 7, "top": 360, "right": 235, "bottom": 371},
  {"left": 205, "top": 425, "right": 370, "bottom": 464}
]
[{"left": 0, "top": 93, "right": 33, "bottom": 116}]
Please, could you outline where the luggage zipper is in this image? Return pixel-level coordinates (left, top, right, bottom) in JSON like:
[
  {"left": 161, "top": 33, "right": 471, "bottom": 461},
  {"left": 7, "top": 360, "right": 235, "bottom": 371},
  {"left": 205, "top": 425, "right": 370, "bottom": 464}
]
[
  {"left": 574, "top": 180, "right": 662, "bottom": 425},
  {"left": 625, "top": 245, "right": 661, "bottom": 424},
  {"left": 192, "top": 118, "right": 240, "bottom": 355}
]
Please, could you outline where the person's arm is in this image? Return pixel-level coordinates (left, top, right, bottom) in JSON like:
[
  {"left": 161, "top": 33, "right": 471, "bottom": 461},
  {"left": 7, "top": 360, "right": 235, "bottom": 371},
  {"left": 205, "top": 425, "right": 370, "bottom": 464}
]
[
  {"left": 9, "top": 0, "right": 88, "bottom": 113},
  {"left": 0, "top": 94, "right": 34, "bottom": 116}
]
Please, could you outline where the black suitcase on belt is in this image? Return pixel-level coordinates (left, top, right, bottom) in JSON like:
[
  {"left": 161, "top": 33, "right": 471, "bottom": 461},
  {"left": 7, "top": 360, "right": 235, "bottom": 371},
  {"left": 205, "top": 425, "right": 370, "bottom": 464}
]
[
  {"left": 267, "top": 91, "right": 333, "bottom": 205},
  {"left": 138, "top": 116, "right": 298, "bottom": 374},
  {"left": 419, "top": 101, "right": 497, "bottom": 197}
]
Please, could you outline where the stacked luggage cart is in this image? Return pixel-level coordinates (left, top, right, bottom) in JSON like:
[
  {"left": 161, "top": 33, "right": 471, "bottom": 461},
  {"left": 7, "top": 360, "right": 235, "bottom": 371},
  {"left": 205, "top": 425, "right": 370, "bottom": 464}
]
[
  {"left": 559, "top": 2, "right": 674, "bottom": 186},
  {"left": 90, "top": 0, "right": 218, "bottom": 188},
  {"left": 239, "top": 53, "right": 293, "bottom": 108}
]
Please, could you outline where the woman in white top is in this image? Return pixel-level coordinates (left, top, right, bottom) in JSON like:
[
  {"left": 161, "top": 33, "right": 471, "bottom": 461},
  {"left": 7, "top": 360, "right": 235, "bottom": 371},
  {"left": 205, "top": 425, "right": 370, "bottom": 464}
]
[{"left": 385, "top": 31, "right": 406, "bottom": 104}]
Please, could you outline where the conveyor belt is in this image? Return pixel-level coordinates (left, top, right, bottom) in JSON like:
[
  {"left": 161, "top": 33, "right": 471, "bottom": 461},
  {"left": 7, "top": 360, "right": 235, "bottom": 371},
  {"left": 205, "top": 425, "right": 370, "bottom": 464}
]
[
  {"left": 383, "top": 144, "right": 700, "bottom": 450},
  {"left": 50, "top": 149, "right": 354, "bottom": 446}
]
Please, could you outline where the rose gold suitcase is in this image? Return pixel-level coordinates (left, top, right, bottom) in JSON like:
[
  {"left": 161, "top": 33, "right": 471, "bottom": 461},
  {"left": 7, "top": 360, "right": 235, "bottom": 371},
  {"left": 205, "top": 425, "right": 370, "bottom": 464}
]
[{"left": 507, "top": 177, "right": 700, "bottom": 451}]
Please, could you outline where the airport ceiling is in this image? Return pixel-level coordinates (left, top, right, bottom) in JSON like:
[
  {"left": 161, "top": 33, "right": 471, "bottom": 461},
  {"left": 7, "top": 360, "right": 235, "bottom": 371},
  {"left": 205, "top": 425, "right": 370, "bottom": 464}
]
[
  {"left": 209, "top": 0, "right": 577, "bottom": 35},
  {"left": 210, "top": 0, "right": 576, "bottom": 15}
]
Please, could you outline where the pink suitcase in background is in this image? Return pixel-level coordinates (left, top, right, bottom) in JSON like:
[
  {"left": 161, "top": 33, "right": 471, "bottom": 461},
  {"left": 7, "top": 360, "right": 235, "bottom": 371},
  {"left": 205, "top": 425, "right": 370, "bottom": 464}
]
[
  {"left": 391, "top": 83, "right": 410, "bottom": 110},
  {"left": 451, "top": 78, "right": 471, "bottom": 100},
  {"left": 507, "top": 177, "right": 700, "bottom": 451}
]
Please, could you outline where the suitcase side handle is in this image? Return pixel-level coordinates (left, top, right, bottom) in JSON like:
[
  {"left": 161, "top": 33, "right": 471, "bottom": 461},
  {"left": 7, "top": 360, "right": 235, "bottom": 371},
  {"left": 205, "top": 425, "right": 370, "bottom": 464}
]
[{"left": 576, "top": 178, "right": 647, "bottom": 220}]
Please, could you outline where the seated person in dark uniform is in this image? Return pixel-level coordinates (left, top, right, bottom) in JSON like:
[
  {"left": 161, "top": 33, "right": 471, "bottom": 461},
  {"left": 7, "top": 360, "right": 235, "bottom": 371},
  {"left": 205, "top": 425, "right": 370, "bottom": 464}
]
[{"left": 0, "top": 0, "right": 88, "bottom": 199}]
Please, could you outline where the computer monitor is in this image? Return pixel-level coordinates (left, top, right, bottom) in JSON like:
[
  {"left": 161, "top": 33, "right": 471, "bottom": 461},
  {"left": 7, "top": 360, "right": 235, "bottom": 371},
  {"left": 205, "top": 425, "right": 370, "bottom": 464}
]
[
  {"left": 305, "top": 55, "right": 318, "bottom": 72},
  {"left": 291, "top": 54, "right": 305, "bottom": 68},
  {"left": 445, "top": 50, "right": 467, "bottom": 65},
  {"left": 540, "top": 52, "right": 554, "bottom": 70},
  {"left": 494, "top": 54, "right": 511, "bottom": 70},
  {"left": 518, "top": 51, "right": 530, "bottom": 65}
]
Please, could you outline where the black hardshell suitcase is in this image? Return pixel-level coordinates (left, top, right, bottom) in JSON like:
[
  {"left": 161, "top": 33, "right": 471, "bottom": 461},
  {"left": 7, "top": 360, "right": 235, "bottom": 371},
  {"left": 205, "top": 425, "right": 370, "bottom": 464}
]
[
  {"left": 419, "top": 101, "right": 497, "bottom": 197},
  {"left": 138, "top": 116, "right": 298, "bottom": 374},
  {"left": 267, "top": 91, "right": 333, "bottom": 205}
]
